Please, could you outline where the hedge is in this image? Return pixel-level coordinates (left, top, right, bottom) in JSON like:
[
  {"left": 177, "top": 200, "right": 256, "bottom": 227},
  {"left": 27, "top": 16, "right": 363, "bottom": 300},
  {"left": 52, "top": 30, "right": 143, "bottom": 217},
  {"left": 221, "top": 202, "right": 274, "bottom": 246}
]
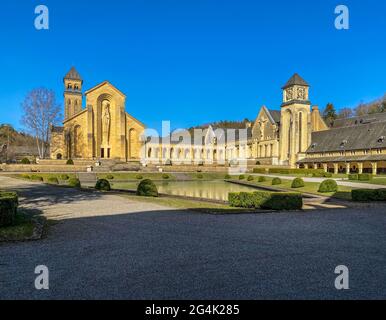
[
  {"left": 348, "top": 174, "right": 358, "bottom": 181},
  {"left": 358, "top": 173, "right": 373, "bottom": 181},
  {"left": 0, "top": 192, "right": 18, "bottom": 227},
  {"left": 272, "top": 177, "right": 282, "bottom": 185},
  {"left": 239, "top": 175, "right": 245, "bottom": 180},
  {"left": 318, "top": 179, "right": 338, "bottom": 193},
  {"left": 291, "top": 178, "right": 305, "bottom": 188},
  {"left": 229, "top": 191, "right": 303, "bottom": 211},
  {"left": 95, "top": 179, "right": 111, "bottom": 191},
  {"left": 352, "top": 189, "right": 386, "bottom": 202},
  {"left": 268, "top": 168, "right": 325, "bottom": 175},
  {"left": 60, "top": 174, "right": 70, "bottom": 181},
  {"left": 30, "top": 175, "right": 43, "bottom": 182},
  {"left": 257, "top": 176, "right": 266, "bottom": 182},
  {"left": 20, "top": 174, "right": 30, "bottom": 180},
  {"left": 137, "top": 179, "right": 158, "bottom": 197},
  {"left": 68, "top": 178, "right": 81, "bottom": 188},
  {"left": 47, "top": 177, "right": 59, "bottom": 185},
  {"left": 225, "top": 174, "right": 231, "bottom": 179},
  {"left": 247, "top": 175, "right": 254, "bottom": 181},
  {"left": 312, "top": 172, "right": 333, "bottom": 178},
  {"left": 349, "top": 173, "right": 373, "bottom": 181},
  {"left": 252, "top": 168, "right": 267, "bottom": 174},
  {"left": 21, "top": 158, "right": 31, "bottom": 164}
]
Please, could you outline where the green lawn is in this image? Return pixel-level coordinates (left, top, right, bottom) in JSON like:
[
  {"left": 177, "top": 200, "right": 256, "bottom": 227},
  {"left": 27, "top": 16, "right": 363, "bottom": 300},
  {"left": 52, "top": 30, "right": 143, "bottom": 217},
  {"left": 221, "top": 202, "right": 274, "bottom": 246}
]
[
  {"left": 349, "top": 177, "right": 386, "bottom": 186},
  {"left": 0, "top": 211, "right": 35, "bottom": 241}
]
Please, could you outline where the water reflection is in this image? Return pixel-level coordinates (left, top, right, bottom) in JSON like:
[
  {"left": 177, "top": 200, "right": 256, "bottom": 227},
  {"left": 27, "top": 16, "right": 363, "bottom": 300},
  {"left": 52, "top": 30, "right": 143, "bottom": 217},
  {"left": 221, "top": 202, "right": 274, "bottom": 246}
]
[{"left": 156, "top": 181, "right": 257, "bottom": 201}]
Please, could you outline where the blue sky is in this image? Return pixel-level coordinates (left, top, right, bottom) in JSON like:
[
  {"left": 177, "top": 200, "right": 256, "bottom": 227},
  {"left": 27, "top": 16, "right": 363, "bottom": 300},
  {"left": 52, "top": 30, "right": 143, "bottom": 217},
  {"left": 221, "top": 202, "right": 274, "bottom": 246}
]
[{"left": 0, "top": 0, "right": 385, "bottom": 132}]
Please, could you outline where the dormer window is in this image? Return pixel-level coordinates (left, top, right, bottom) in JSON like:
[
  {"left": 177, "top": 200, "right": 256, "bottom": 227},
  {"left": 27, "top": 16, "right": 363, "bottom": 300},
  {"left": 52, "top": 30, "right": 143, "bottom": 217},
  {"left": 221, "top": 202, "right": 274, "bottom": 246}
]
[
  {"left": 340, "top": 140, "right": 348, "bottom": 148},
  {"left": 310, "top": 143, "right": 317, "bottom": 150},
  {"left": 378, "top": 136, "right": 385, "bottom": 143}
]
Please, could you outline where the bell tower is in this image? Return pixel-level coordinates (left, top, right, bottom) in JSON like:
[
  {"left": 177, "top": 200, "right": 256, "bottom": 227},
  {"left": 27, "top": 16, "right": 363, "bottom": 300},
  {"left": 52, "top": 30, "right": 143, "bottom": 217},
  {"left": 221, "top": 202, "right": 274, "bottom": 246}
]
[
  {"left": 279, "top": 73, "right": 312, "bottom": 167},
  {"left": 64, "top": 67, "right": 83, "bottom": 120}
]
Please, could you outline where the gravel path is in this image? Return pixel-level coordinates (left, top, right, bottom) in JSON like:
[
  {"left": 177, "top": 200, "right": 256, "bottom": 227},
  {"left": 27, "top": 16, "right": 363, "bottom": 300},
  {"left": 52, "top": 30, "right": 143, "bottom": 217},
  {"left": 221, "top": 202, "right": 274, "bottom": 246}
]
[{"left": 1, "top": 176, "right": 386, "bottom": 299}]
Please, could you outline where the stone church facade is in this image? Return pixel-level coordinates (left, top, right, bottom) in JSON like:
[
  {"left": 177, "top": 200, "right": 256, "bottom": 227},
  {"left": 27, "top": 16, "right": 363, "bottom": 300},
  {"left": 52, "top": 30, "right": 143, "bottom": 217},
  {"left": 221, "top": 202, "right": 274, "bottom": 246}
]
[{"left": 50, "top": 67, "right": 145, "bottom": 161}]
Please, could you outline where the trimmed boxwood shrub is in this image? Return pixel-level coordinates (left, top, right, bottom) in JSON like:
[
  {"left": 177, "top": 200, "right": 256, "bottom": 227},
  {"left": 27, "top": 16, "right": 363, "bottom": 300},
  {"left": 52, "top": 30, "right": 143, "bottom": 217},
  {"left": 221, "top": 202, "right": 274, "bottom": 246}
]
[
  {"left": 162, "top": 174, "right": 170, "bottom": 180},
  {"left": 352, "top": 189, "right": 386, "bottom": 202},
  {"left": 30, "top": 175, "right": 43, "bottom": 182},
  {"left": 318, "top": 179, "right": 338, "bottom": 193},
  {"left": 239, "top": 175, "right": 245, "bottom": 180},
  {"left": 225, "top": 174, "right": 231, "bottom": 179},
  {"left": 21, "top": 158, "right": 30, "bottom": 164},
  {"left": 291, "top": 178, "right": 305, "bottom": 188},
  {"left": 66, "top": 159, "right": 74, "bottom": 165},
  {"left": 60, "top": 174, "right": 70, "bottom": 181},
  {"left": 106, "top": 174, "right": 114, "bottom": 180},
  {"left": 197, "top": 173, "right": 204, "bottom": 179},
  {"left": 358, "top": 173, "right": 372, "bottom": 181},
  {"left": 348, "top": 174, "right": 359, "bottom": 180},
  {"left": 137, "top": 179, "right": 158, "bottom": 197},
  {"left": 272, "top": 177, "right": 282, "bottom": 185},
  {"left": 68, "top": 178, "right": 81, "bottom": 188},
  {"left": 47, "top": 177, "right": 59, "bottom": 185},
  {"left": 257, "top": 176, "right": 266, "bottom": 183},
  {"left": 229, "top": 191, "right": 303, "bottom": 211},
  {"left": 247, "top": 175, "right": 254, "bottom": 181},
  {"left": 135, "top": 174, "right": 143, "bottom": 180},
  {"left": 95, "top": 179, "right": 111, "bottom": 191},
  {"left": 0, "top": 192, "right": 18, "bottom": 227}
]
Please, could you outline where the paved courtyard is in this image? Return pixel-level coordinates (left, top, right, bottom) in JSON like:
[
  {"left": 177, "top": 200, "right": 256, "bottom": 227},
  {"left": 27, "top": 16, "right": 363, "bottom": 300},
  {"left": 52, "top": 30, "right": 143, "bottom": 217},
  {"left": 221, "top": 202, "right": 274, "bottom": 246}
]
[{"left": 0, "top": 176, "right": 386, "bottom": 299}]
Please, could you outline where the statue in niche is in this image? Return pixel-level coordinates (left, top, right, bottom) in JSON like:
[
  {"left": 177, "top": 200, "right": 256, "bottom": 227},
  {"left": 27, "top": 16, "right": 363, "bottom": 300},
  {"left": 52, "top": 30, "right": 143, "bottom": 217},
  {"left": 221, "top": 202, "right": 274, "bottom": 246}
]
[{"left": 102, "top": 100, "right": 111, "bottom": 146}]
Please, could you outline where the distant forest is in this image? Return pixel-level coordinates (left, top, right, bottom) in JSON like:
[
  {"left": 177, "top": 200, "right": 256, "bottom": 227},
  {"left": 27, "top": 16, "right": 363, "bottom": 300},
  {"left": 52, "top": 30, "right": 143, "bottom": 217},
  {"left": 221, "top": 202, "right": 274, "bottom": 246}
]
[{"left": 323, "top": 93, "right": 386, "bottom": 125}]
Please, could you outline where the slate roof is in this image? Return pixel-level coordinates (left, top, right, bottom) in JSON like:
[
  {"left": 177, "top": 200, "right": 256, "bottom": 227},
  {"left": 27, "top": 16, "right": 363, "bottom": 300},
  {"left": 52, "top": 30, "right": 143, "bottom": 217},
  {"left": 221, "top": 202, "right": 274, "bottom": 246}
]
[
  {"left": 268, "top": 110, "right": 281, "bottom": 123},
  {"left": 64, "top": 67, "right": 82, "bottom": 81},
  {"left": 306, "top": 121, "right": 386, "bottom": 153},
  {"left": 329, "top": 112, "right": 386, "bottom": 129},
  {"left": 282, "top": 73, "right": 309, "bottom": 89}
]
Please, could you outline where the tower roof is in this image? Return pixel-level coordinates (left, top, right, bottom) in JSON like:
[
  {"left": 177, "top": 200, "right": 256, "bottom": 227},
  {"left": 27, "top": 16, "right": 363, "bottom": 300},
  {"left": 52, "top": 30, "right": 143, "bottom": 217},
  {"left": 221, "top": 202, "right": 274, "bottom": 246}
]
[
  {"left": 282, "top": 73, "right": 309, "bottom": 89},
  {"left": 64, "top": 67, "right": 82, "bottom": 81}
]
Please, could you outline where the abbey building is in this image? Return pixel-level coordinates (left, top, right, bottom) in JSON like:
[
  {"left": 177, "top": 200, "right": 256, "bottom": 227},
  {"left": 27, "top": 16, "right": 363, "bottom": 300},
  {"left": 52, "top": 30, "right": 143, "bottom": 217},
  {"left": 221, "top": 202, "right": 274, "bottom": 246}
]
[
  {"left": 50, "top": 67, "right": 145, "bottom": 161},
  {"left": 50, "top": 69, "right": 386, "bottom": 174}
]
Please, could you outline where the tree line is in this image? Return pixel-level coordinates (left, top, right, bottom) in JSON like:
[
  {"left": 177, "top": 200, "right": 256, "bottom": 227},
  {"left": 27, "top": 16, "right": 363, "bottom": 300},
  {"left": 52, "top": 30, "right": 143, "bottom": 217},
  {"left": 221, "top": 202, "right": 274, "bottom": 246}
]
[{"left": 322, "top": 94, "right": 386, "bottom": 126}]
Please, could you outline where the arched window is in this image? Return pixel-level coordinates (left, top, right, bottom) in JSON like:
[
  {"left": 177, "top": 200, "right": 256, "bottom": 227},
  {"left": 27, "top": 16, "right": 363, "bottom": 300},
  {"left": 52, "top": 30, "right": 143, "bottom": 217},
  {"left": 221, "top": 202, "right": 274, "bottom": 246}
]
[{"left": 298, "top": 112, "right": 303, "bottom": 153}]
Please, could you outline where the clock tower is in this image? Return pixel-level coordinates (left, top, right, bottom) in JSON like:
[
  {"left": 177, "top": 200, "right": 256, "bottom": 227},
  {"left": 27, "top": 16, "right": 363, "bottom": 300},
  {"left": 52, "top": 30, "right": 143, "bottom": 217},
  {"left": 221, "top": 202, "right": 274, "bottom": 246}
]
[{"left": 279, "top": 73, "right": 312, "bottom": 167}]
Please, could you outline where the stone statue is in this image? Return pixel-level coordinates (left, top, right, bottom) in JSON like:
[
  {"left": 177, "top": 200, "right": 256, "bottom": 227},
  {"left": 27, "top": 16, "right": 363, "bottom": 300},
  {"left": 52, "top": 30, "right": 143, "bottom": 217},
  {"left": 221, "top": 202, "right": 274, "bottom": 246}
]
[{"left": 102, "top": 100, "right": 111, "bottom": 145}]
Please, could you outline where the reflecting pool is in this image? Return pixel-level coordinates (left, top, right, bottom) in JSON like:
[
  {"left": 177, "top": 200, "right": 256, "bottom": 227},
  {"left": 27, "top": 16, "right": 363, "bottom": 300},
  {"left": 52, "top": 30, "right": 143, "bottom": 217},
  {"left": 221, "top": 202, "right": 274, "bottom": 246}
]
[{"left": 111, "top": 180, "right": 259, "bottom": 202}]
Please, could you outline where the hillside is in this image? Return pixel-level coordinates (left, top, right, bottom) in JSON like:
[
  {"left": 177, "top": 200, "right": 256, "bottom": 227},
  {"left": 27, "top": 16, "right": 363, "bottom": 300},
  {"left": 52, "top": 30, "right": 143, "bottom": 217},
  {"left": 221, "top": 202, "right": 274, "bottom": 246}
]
[{"left": 0, "top": 124, "right": 39, "bottom": 162}]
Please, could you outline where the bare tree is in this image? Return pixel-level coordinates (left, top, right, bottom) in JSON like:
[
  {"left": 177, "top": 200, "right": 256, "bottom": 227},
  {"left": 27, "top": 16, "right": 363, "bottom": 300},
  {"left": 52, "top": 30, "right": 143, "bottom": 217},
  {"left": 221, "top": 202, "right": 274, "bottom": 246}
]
[
  {"left": 337, "top": 107, "right": 353, "bottom": 119},
  {"left": 21, "top": 88, "right": 61, "bottom": 159}
]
